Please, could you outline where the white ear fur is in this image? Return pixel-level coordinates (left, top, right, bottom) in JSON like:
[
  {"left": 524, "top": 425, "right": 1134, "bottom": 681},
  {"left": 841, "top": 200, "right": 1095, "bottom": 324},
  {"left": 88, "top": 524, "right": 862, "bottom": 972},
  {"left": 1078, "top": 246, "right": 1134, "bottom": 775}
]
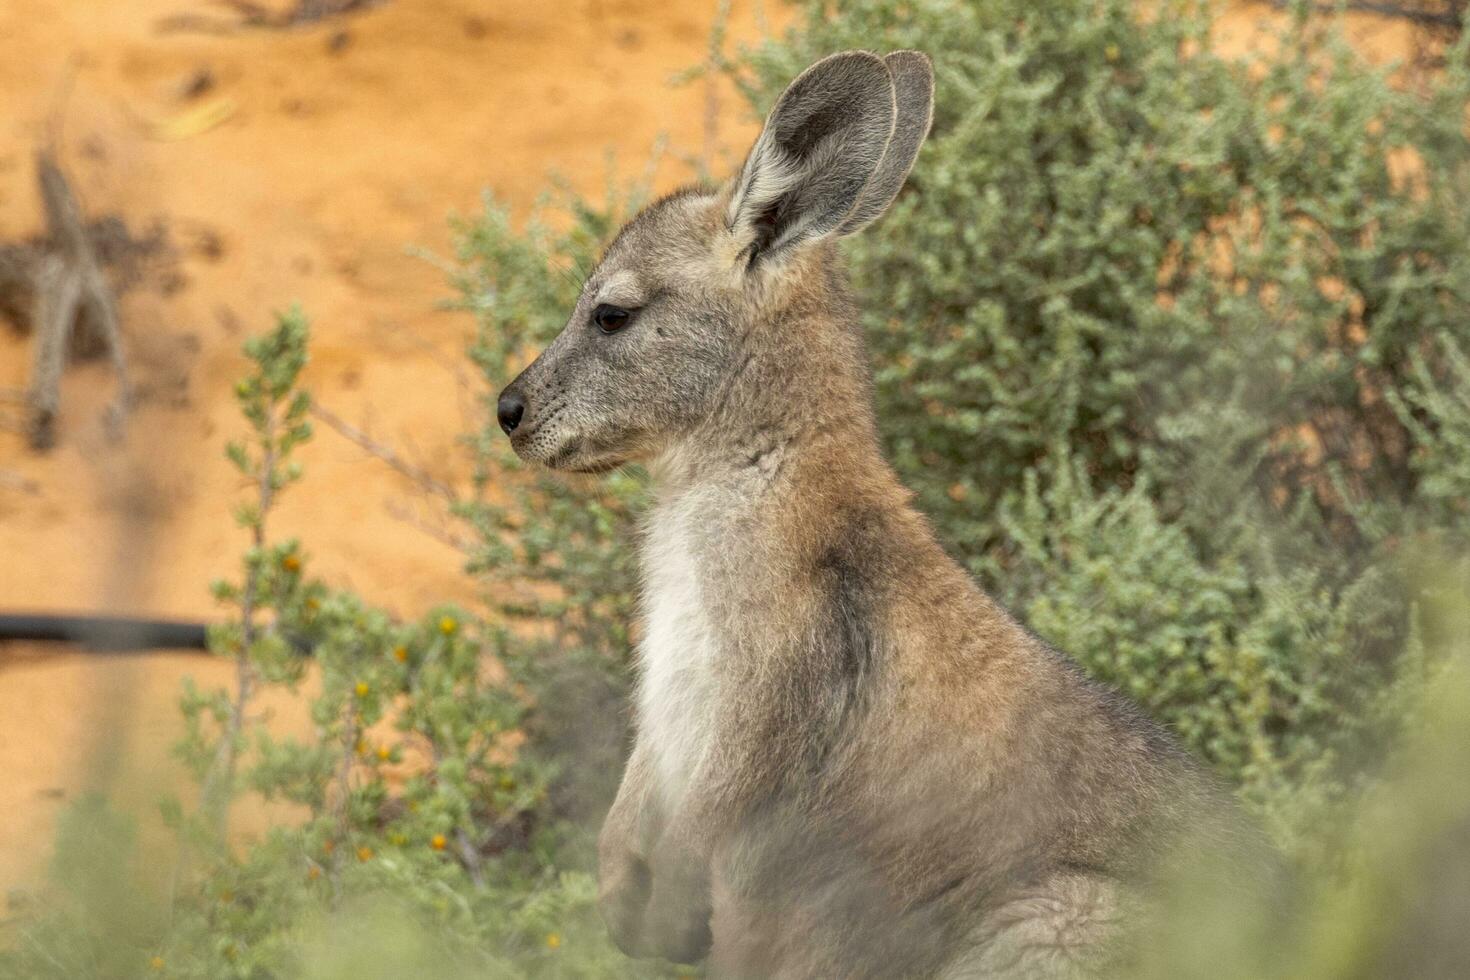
[
  {"left": 726, "top": 51, "right": 897, "bottom": 265},
  {"left": 725, "top": 130, "right": 807, "bottom": 249}
]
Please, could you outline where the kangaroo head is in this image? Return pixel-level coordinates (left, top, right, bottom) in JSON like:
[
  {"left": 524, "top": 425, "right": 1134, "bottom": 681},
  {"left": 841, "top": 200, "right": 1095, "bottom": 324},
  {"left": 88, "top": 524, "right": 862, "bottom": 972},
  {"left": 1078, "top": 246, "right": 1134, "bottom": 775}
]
[{"left": 497, "top": 50, "right": 933, "bottom": 473}]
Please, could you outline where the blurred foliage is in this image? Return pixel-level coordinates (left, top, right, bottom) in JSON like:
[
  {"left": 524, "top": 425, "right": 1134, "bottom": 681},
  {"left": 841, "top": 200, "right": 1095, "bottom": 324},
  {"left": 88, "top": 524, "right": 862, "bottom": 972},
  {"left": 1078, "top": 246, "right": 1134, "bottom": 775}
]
[
  {"left": 448, "top": 177, "right": 654, "bottom": 832},
  {"left": 1132, "top": 558, "right": 1470, "bottom": 979},
  {"left": 4, "top": 0, "right": 1470, "bottom": 977},
  {"left": 0, "top": 313, "right": 655, "bottom": 978}
]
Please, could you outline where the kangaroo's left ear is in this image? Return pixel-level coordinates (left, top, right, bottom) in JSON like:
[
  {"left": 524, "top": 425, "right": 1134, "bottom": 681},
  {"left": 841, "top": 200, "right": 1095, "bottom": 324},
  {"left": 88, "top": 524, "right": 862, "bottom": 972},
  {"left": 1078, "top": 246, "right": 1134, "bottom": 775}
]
[
  {"left": 725, "top": 51, "right": 897, "bottom": 267},
  {"left": 837, "top": 51, "right": 934, "bottom": 235}
]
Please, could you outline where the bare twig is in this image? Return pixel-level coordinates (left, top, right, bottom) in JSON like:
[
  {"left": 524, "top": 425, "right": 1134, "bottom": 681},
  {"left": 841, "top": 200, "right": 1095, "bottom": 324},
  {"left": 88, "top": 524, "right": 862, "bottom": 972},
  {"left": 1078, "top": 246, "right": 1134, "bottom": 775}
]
[
  {"left": 701, "top": 1, "right": 733, "bottom": 176},
  {"left": 455, "top": 827, "right": 486, "bottom": 888},
  {"left": 384, "top": 499, "right": 475, "bottom": 554},
  {"left": 243, "top": 0, "right": 382, "bottom": 26},
  {"left": 309, "top": 402, "right": 461, "bottom": 505},
  {"left": 26, "top": 151, "right": 131, "bottom": 449},
  {"left": 157, "top": 0, "right": 385, "bottom": 34}
]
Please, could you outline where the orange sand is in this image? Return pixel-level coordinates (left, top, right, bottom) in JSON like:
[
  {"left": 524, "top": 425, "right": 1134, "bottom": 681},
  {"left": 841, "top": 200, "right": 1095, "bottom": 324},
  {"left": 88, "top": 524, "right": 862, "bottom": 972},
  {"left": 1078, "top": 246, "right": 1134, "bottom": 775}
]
[{"left": 0, "top": 0, "right": 771, "bottom": 890}]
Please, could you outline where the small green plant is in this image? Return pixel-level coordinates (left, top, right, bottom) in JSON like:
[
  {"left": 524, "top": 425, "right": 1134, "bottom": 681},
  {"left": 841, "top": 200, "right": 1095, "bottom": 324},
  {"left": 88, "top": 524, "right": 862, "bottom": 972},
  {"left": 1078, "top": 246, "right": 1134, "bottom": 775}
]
[
  {"left": 1, "top": 311, "right": 655, "bottom": 978},
  {"left": 174, "top": 307, "right": 314, "bottom": 853},
  {"left": 449, "top": 183, "right": 655, "bottom": 828}
]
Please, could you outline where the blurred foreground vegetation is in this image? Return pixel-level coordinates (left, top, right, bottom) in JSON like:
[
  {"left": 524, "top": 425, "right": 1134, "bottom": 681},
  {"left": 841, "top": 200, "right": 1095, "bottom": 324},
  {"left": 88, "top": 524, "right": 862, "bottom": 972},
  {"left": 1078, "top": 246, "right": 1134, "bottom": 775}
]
[{"left": 4, "top": 0, "right": 1470, "bottom": 976}]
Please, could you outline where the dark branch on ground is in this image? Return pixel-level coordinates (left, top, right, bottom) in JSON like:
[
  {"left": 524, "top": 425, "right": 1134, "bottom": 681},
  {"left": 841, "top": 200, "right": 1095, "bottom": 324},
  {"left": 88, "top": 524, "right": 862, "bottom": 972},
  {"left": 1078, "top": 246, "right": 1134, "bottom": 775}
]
[
  {"left": 157, "top": 0, "right": 386, "bottom": 34},
  {"left": 23, "top": 151, "right": 132, "bottom": 449}
]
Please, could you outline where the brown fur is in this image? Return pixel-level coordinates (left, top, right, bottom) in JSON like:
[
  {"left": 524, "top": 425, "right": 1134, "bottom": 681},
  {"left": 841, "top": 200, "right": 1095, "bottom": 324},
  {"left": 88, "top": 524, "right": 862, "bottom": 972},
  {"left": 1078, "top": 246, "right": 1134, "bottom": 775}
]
[{"left": 499, "top": 51, "right": 1264, "bottom": 978}]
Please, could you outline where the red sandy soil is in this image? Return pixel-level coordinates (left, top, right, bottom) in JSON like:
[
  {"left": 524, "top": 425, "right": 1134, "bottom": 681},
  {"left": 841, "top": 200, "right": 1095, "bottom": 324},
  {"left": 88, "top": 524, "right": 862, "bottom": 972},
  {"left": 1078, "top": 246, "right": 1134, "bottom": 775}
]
[
  {"left": 0, "top": 0, "right": 773, "bottom": 891},
  {"left": 0, "top": 0, "right": 1415, "bottom": 894}
]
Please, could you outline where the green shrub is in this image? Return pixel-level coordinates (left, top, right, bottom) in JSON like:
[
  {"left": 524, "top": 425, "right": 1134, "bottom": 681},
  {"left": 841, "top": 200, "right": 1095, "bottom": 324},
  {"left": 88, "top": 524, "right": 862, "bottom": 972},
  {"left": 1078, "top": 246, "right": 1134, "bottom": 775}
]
[
  {"left": 0, "top": 312, "right": 655, "bottom": 979},
  {"left": 449, "top": 185, "right": 652, "bottom": 831},
  {"left": 704, "top": 0, "right": 1470, "bottom": 835}
]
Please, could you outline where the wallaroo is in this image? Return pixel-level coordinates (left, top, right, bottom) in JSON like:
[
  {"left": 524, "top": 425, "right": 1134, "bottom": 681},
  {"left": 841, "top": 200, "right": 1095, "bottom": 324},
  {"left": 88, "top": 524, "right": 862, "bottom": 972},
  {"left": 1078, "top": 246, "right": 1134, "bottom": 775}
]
[{"left": 498, "top": 51, "right": 1272, "bottom": 979}]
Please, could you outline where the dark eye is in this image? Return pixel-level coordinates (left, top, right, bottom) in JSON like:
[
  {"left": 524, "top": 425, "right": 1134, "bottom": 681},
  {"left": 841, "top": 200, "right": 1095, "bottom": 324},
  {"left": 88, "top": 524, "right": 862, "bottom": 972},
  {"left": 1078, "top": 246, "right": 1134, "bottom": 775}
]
[{"left": 592, "top": 304, "right": 633, "bottom": 334}]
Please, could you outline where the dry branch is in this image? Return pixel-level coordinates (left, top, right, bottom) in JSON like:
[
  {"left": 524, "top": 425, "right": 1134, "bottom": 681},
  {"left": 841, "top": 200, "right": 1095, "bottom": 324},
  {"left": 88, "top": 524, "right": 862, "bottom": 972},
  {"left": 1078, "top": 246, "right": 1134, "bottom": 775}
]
[
  {"left": 24, "top": 151, "right": 130, "bottom": 449},
  {"left": 310, "top": 401, "right": 478, "bottom": 554},
  {"left": 309, "top": 402, "right": 460, "bottom": 505},
  {"left": 384, "top": 499, "right": 475, "bottom": 554},
  {"left": 158, "top": 0, "right": 384, "bottom": 33}
]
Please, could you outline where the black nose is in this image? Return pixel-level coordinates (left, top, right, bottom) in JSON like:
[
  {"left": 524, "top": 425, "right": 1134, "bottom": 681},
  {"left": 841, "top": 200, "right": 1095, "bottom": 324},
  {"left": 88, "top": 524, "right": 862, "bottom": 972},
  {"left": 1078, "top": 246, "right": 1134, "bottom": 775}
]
[{"left": 497, "top": 389, "right": 526, "bottom": 435}]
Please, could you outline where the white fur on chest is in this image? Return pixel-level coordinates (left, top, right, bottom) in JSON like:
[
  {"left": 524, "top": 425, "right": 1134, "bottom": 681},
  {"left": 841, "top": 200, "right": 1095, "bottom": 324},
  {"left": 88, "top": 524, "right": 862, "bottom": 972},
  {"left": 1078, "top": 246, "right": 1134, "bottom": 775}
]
[{"left": 637, "top": 495, "right": 723, "bottom": 808}]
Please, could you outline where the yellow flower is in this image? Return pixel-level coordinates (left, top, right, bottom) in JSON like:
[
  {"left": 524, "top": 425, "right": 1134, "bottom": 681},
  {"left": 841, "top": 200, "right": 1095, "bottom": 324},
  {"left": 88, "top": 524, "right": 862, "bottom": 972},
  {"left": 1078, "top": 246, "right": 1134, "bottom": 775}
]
[
  {"left": 499, "top": 774, "right": 516, "bottom": 792},
  {"left": 392, "top": 645, "right": 408, "bottom": 663},
  {"left": 376, "top": 745, "right": 391, "bottom": 761},
  {"left": 149, "top": 956, "right": 165, "bottom": 971},
  {"left": 282, "top": 554, "right": 301, "bottom": 572},
  {"left": 354, "top": 681, "right": 369, "bottom": 698},
  {"left": 430, "top": 833, "right": 447, "bottom": 851},
  {"left": 354, "top": 738, "right": 367, "bottom": 756},
  {"left": 388, "top": 832, "right": 407, "bottom": 846},
  {"left": 307, "top": 865, "right": 321, "bottom": 881},
  {"left": 356, "top": 846, "right": 373, "bottom": 862},
  {"left": 1105, "top": 43, "right": 1120, "bottom": 62},
  {"left": 322, "top": 840, "right": 335, "bottom": 855},
  {"left": 545, "top": 933, "right": 561, "bottom": 950},
  {"left": 438, "top": 615, "right": 458, "bottom": 635}
]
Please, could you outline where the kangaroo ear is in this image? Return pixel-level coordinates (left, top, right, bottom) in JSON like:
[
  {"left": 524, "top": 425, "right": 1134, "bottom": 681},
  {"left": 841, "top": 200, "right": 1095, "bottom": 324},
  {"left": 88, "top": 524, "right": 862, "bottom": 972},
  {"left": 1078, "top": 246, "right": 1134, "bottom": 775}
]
[
  {"left": 837, "top": 51, "right": 934, "bottom": 235},
  {"left": 726, "top": 51, "right": 896, "bottom": 267}
]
